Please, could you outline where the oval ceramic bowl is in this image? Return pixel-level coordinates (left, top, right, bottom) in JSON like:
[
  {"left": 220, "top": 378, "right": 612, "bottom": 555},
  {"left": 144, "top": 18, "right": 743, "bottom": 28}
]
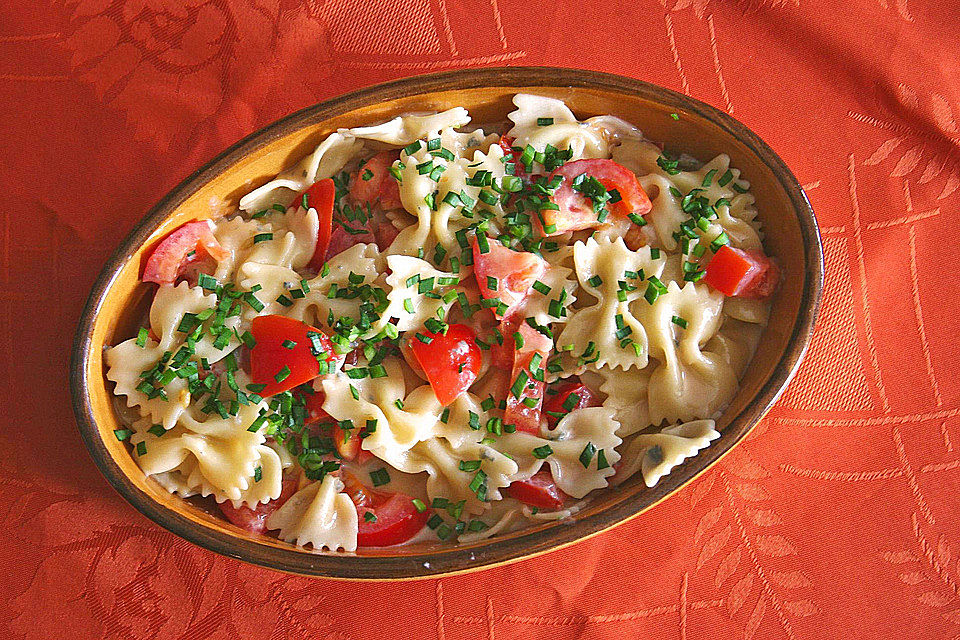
[{"left": 71, "top": 67, "right": 823, "bottom": 579}]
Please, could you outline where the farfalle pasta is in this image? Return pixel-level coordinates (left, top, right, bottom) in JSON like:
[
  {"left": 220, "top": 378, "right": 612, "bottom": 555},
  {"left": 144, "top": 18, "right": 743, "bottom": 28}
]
[{"left": 106, "top": 95, "right": 780, "bottom": 550}]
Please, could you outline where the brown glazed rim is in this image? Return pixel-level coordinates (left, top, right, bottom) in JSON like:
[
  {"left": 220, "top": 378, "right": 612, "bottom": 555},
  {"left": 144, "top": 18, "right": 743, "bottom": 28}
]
[{"left": 71, "top": 67, "right": 823, "bottom": 580}]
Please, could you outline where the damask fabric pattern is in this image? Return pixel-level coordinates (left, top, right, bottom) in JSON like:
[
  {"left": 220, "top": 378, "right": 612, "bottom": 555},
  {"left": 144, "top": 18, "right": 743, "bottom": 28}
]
[{"left": 0, "top": 0, "right": 958, "bottom": 638}]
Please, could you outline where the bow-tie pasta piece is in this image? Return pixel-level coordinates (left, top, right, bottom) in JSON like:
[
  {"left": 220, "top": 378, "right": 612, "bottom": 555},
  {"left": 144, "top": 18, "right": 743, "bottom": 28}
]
[
  {"left": 389, "top": 131, "right": 507, "bottom": 258},
  {"left": 615, "top": 420, "right": 721, "bottom": 488},
  {"left": 555, "top": 237, "right": 666, "bottom": 374},
  {"left": 506, "top": 94, "right": 631, "bottom": 162},
  {"left": 286, "top": 242, "right": 382, "bottom": 327},
  {"left": 399, "top": 437, "right": 519, "bottom": 516},
  {"left": 107, "top": 282, "right": 241, "bottom": 429},
  {"left": 496, "top": 406, "right": 622, "bottom": 498},
  {"left": 321, "top": 359, "right": 443, "bottom": 469},
  {"left": 374, "top": 255, "right": 460, "bottom": 334},
  {"left": 705, "top": 317, "right": 764, "bottom": 378},
  {"left": 631, "top": 281, "right": 737, "bottom": 424},
  {"left": 343, "top": 107, "right": 471, "bottom": 146},
  {"left": 239, "top": 132, "right": 363, "bottom": 214},
  {"left": 266, "top": 474, "right": 359, "bottom": 551},
  {"left": 593, "top": 366, "right": 653, "bottom": 437},
  {"left": 614, "top": 139, "right": 762, "bottom": 254},
  {"left": 128, "top": 400, "right": 270, "bottom": 503}
]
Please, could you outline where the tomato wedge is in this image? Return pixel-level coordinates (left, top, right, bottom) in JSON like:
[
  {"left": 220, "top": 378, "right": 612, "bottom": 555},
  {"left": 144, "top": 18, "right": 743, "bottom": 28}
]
[
  {"left": 302, "top": 389, "right": 333, "bottom": 425},
  {"left": 543, "top": 380, "right": 601, "bottom": 427},
  {"left": 249, "top": 315, "right": 340, "bottom": 396},
  {"left": 541, "top": 159, "right": 652, "bottom": 235},
  {"left": 703, "top": 244, "right": 780, "bottom": 299},
  {"left": 142, "top": 220, "right": 229, "bottom": 285},
  {"left": 289, "top": 178, "right": 336, "bottom": 272},
  {"left": 356, "top": 493, "right": 430, "bottom": 547},
  {"left": 350, "top": 150, "right": 403, "bottom": 210},
  {"left": 341, "top": 473, "right": 429, "bottom": 547},
  {"left": 409, "top": 323, "right": 482, "bottom": 406},
  {"left": 498, "top": 135, "right": 526, "bottom": 176},
  {"left": 503, "top": 323, "right": 552, "bottom": 435},
  {"left": 504, "top": 471, "right": 566, "bottom": 509},
  {"left": 471, "top": 236, "right": 547, "bottom": 320},
  {"left": 218, "top": 473, "right": 299, "bottom": 534}
]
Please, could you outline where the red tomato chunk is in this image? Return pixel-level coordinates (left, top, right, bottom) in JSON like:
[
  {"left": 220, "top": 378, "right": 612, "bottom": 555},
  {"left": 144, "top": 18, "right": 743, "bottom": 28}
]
[
  {"left": 249, "top": 315, "right": 340, "bottom": 396},
  {"left": 703, "top": 244, "right": 779, "bottom": 299},
  {"left": 342, "top": 473, "right": 429, "bottom": 547},
  {"left": 409, "top": 323, "right": 482, "bottom": 406},
  {"left": 543, "top": 380, "right": 601, "bottom": 427},
  {"left": 541, "top": 159, "right": 652, "bottom": 235},
  {"left": 504, "top": 471, "right": 566, "bottom": 510},
  {"left": 218, "top": 473, "right": 299, "bottom": 535},
  {"left": 349, "top": 150, "right": 403, "bottom": 211},
  {"left": 471, "top": 236, "right": 547, "bottom": 320},
  {"left": 142, "top": 220, "right": 229, "bottom": 285},
  {"left": 503, "top": 323, "right": 552, "bottom": 435}
]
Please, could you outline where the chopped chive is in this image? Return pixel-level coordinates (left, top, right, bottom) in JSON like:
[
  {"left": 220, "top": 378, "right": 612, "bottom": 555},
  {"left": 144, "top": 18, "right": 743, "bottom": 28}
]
[
  {"left": 628, "top": 212, "right": 647, "bottom": 226},
  {"left": 710, "top": 232, "right": 729, "bottom": 252},
  {"left": 136, "top": 327, "right": 149, "bottom": 347},
  {"left": 198, "top": 273, "right": 218, "bottom": 290},
  {"left": 476, "top": 233, "right": 490, "bottom": 254},
  {"left": 701, "top": 169, "right": 718, "bottom": 188},
  {"left": 370, "top": 467, "right": 391, "bottom": 487},
  {"left": 113, "top": 429, "right": 133, "bottom": 441},
  {"left": 537, "top": 117, "right": 554, "bottom": 126},
  {"left": 579, "top": 442, "right": 597, "bottom": 468},
  {"left": 532, "top": 444, "right": 553, "bottom": 459},
  {"left": 253, "top": 232, "right": 273, "bottom": 244},
  {"left": 459, "top": 460, "right": 482, "bottom": 472},
  {"left": 532, "top": 280, "right": 551, "bottom": 295},
  {"left": 671, "top": 315, "right": 689, "bottom": 329},
  {"left": 274, "top": 365, "right": 291, "bottom": 383},
  {"left": 468, "top": 519, "right": 488, "bottom": 532},
  {"left": 510, "top": 370, "right": 529, "bottom": 399},
  {"left": 561, "top": 392, "right": 581, "bottom": 411}
]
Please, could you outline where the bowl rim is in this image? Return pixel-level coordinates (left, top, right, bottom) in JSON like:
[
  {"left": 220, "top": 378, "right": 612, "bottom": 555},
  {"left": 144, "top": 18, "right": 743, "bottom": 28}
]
[{"left": 70, "top": 66, "right": 824, "bottom": 580}]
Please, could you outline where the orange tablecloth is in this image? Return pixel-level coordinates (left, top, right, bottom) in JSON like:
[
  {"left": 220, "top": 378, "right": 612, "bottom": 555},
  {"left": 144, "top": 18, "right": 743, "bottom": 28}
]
[{"left": 2, "top": 1, "right": 958, "bottom": 638}]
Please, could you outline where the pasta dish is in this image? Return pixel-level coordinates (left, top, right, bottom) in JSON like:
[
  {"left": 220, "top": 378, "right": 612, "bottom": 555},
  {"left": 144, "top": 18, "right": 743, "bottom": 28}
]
[{"left": 106, "top": 95, "right": 779, "bottom": 550}]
